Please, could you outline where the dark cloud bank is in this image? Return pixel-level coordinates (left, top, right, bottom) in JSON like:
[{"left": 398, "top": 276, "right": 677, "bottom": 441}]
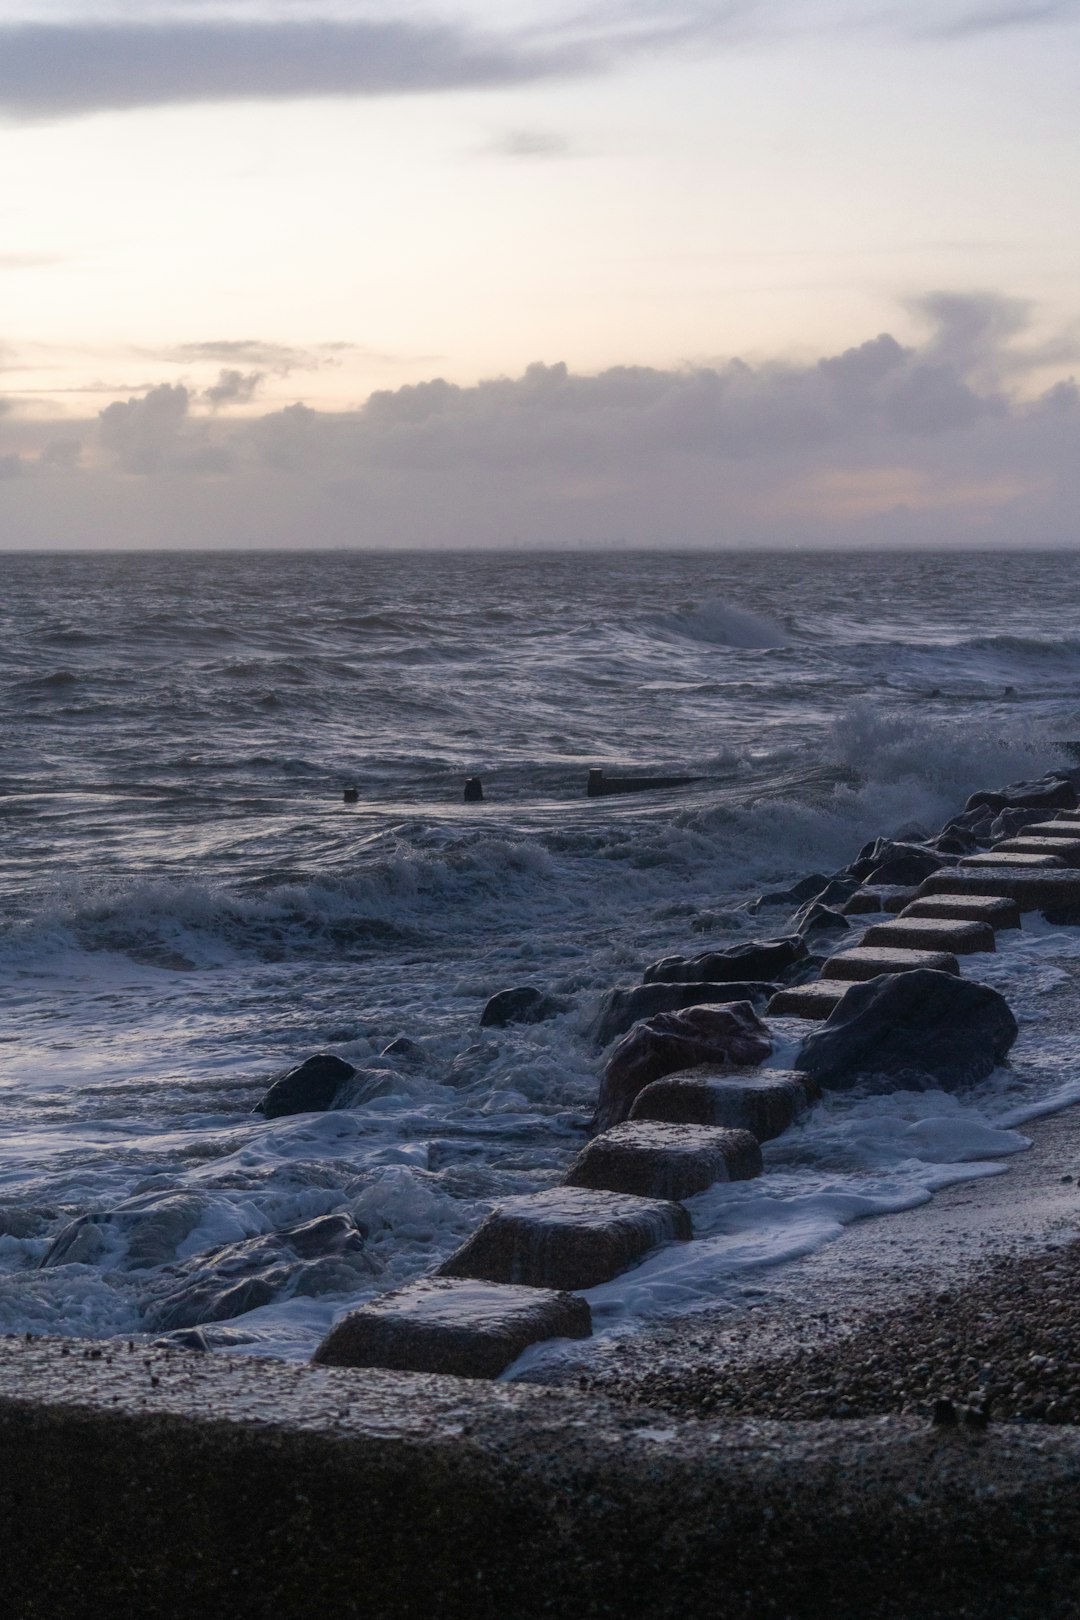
[
  {"left": 0, "top": 2, "right": 1074, "bottom": 121},
  {"left": 2, "top": 293, "right": 1078, "bottom": 548}
]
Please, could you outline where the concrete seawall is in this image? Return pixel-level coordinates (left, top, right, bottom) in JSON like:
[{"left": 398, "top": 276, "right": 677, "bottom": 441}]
[{"left": 3, "top": 1335, "right": 1080, "bottom": 1620}]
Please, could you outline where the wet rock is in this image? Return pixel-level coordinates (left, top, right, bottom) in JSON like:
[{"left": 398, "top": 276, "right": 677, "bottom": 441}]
[
  {"left": 643, "top": 936, "right": 806, "bottom": 986},
  {"left": 847, "top": 840, "right": 946, "bottom": 886},
  {"left": 438, "top": 1186, "right": 691, "bottom": 1290},
  {"left": 479, "top": 986, "right": 567, "bottom": 1028},
  {"left": 989, "top": 807, "right": 1055, "bottom": 841},
  {"left": 0, "top": 1206, "right": 57, "bottom": 1240},
  {"left": 380, "top": 1036, "right": 419, "bottom": 1060},
  {"left": 564, "top": 1121, "right": 762, "bottom": 1200},
  {"left": 593, "top": 1002, "right": 771, "bottom": 1133},
  {"left": 792, "top": 903, "right": 850, "bottom": 938},
  {"left": 313, "top": 1276, "right": 591, "bottom": 1379},
  {"left": 591, "top": 980, "right": 776, "bottom": 1048},
  {"left": 796, "top": 968, "right": 1018, "bottom": 1093},
  {"left": 254, "top": 1054, "right": 357, "bottom": 1119},
  {"left": 928, "top": 828, "right": 979, "bottom": 856},
  {"left": 629, "top": 1069, "right": 816, "bottom": 1140},
  {"left": 766, "top": 980, "right": 852, "bottom": 1020},
  {"left": 39, "top": 1191, "right": 206, "bottom": 1271},
  {"left": 965, "top": 774, "right": 1077, "bottom": 815},
  {"left": 139, "top": 1213, "right": 376, "bottom": 1333},
  {"left": 824, "top": 945, "right": 960, "bottom": 980},
  {"left": 756, "top": 872, "right": 834, "bottom": 906}
]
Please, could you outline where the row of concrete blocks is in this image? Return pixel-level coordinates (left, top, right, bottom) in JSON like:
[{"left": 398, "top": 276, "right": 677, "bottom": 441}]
[{"left": 313, "top": 826, "right": 1080, "bottom": 1383}]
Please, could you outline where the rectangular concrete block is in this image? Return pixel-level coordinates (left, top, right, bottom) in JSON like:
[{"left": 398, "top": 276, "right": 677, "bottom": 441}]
[
  {"left": 899, "top": 895, "right": 1021, "bottom": 930},
  {"left": 858, "top": 918, "right": 995, "bottom": 954},
  {"left": 437, "top": 1187, "right": 691, "bottom": 1291},
  {"left": 312, "top": 1277, "right": 591, "bottom": 1380},
  {"left": 766, "top": 980, "right": 853, "bottom": 1019},
  {"left": 564, "top": 1120, "right": 762, "bottom": 1200},
  {"left": 628, "top": 1069, "right": 817, "bottom": 1140},
  {"left": 995, "top": 837, "right": 1080, "bottom": 859},
  {"left": 959, "top": 852, "right": 1065, "bottom": 869},
  {"left": 822, "top": 946, "right": 960, "bottom": 980},
  {"left": 918, "top": 867, "right": 1080, "bottom": 911},
  {"left": 1025, "top": 822, "right": 1080, "bottom": 837}
]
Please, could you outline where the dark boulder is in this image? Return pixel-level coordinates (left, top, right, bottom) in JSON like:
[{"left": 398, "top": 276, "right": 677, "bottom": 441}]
[
  {"left": 594, "top": 1002, "right": 772, "bottom": 1133},
  {"left": 928, "top": 828, "right": 979, "bottom": 856},
  {"left": 808, "top": 875, "right": 862, "bottom": 909},
  {"left": 380, "top": 1036, "right": 420, "bottom": 1060},
  {"left": 643, "top": 936, "right": 806, "bottom": 986},
  {"left": 793, "top": 902, "right": 850, "bottom": 938},
  {"left": 756, "top": 873, "right": 834, "bottom": 906},
  {"left": 848, "top": 840, "right": 946, "bottom": 886},
  {"left": 39, "top": 1190, "right": 205, "bottom": 1271},
  {"left": 795, "top": 969, "right": 1018, "bottom": 1093},
  {"left": 965, "top": 775, "right": 1077, "bottom": 815},
  {"left": 140, "top": 1213, "right": 376, "bottom": 1333},
  {"left": 479, "top": 986, "right": 567, "bottom": 1028},
  {"left": 591, "top": 980, "right": 777, "bottom": 1049},
  {"left": 254, "top": 1054, "right": 357, "bottom": 1119},
  {"left": 989, "top": 807, "right": 1056, "bottom": 842}
]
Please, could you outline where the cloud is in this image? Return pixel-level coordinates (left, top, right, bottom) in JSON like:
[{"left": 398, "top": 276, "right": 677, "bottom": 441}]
[
  {"left": 0, "top": 17, "right": 608, "bottom": 120},
  {"left": 203, "top": 367, "right": 263, "bottom": 407},
  {"left": 159, "top": 339, "right": 348, "bottom": 375},
  {"left": 483, "top": 128, "right": 574, "bottom": 158},
  {"left": 6, "top": 289, "right": 1076, "bottom": 549},
  {"left": 922, "top": 1, "right": 1078, "bottom": 39},
  {"left": 98, "top": 381, "right": 190, "bottom": 472}
]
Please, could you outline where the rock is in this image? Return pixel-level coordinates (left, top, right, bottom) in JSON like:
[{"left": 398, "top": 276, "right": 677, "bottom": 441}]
[
  {"left": 139, "top": 1213, "right": 376, "bottom": 1333},
  {"left": 564, "top": 1121, "right": 762, "bottom": 1199},
  {"left": 254, "top": 1054, "right": 357, "bottom": 1119},
  {"left": 756, "top": 873, "right": 834, "bottom": 906},
  {"left": 965, "top": 775, "right": 1077, "bottom": 815},
  {"left": 643, "top": 936, "right": 806, "bottom": 986},
  {"left": 0, "top": 1206, "right": 57, "bottom": 1240},
  {"left": 39, "top": 1191, "right": 206, "bottom": 1271},
  {"left": 629, "top": 1069, "right": 817, "bottom": 1139},
  {"left": 928, "top": 829, "right": 979, "bottom": 856},
  {"left": 590, "top": 980, "right": 777, "bottom": 1048},
  {"left": 939, "top": 808, "right": 995, "bottom": 840},
  {"left": 989, "top": 807, "right": 1055, "bottom": 841},
  {"left": 380, "top": 1036, "right": 419, "bottom": 1060},
  {"left": 796, "top": 968, "right": 1018, "bottom": 1093},
  {"left": 792, "top": 902, "right": 850, "bottom": 938},
  {"left": 312, "top": 1277, "right": 591, "bottom": 1379},
  {"left": 847, "top": 840, "right": 947, "bottom": 886},
  {"left": 479, "top": 986, "right": 567, "bottom": 1028},
  {"left": 593, "top": 1002, "right": 772, "bottom": 1133},
  {"left": 437, "top": 1187, "right": 691, "bottom": 1290}
]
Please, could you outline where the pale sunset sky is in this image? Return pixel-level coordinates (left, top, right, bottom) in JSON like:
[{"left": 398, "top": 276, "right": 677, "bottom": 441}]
[{"left": 1, "top": 0, "right": 1078, "bottom": 546}]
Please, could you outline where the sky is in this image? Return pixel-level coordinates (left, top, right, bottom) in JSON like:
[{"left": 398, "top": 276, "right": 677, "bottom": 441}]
[{"left": 0, "top": 0, "right": 1078, "bottom": 548}]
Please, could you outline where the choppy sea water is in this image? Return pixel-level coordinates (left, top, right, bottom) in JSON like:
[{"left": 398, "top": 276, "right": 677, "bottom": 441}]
[{"left": 3, "top": 547, "right": 1080, "bottom": 1366}]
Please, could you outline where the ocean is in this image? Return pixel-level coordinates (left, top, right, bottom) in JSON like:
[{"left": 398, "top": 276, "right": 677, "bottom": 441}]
[{"left": 3, "top": 546, "right": 1080, "bottom": 1367}]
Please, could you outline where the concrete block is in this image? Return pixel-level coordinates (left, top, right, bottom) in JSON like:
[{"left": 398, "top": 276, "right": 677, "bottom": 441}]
[
  {"left": 822, "top": 947, "right": 960, "bottom": 981},
  {"left": 437, "top": 1187, "right": 691, "bottom": 1291},
  {"left": 995, "top": 837, "right": 1080, "bottom": 860},
  {"left": 858, "top": 918, "right": 995, "bottom": 955},
  {"left": 918, "top": 867, "right": 1080, "bottom": 911},
  {"left": 629, "top": 1068, "right": 817, "bottom": 1139},
  {"left": 959, "top": 852, "right": 1065, "bottom": 868},
  {"left": 766, "top": 980, "right": 853, "bottom": 1019},
  {"left": 312, "top": 1277, "right": 591, "bottom": 1380},
  {"left": 563, "top": 1121, "right": 761, "bottom": 1199},
  {"left": 899, "top": 895, "right": 1021, "bottom": 930}
]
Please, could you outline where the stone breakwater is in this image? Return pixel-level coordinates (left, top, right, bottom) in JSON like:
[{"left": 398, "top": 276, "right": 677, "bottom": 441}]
[{"left": 309, "top": 765, "right": 1080, "bottom": 1380}]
